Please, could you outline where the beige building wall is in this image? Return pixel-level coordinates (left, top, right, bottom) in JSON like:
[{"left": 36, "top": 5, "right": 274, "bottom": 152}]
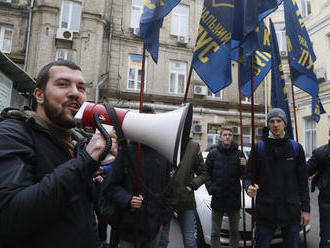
[{"left": 102, "top": 0, "right": 266, "bottom": 151}]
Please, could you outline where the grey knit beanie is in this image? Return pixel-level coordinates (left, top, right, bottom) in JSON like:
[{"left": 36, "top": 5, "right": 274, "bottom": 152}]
[{"left": 267, "top": 108, "right": 287, "bottom": 126}]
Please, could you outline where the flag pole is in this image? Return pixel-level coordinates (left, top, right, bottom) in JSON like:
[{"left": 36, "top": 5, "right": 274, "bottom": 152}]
[
  {"left": 288, "top": 61, "right": 307, "bottom": 248},
  {"left": 238, "top": 47, "right": 247, "bottom": 248},
  {"left": 183, "top": 64, "right": 193, "bottom": 103},
  {"left": 250, "top": 53, "right": 256, "bottom": 248},
  {"left": 288, "top": 62, "right": 299, "bottom": 141},
  {"left": 134, "top": 44, "right": 146, "bottom": 248}
]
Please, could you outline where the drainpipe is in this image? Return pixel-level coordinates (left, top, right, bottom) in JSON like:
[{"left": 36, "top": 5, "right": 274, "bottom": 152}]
[
  {"left": 95, "top": 0, "right": 114, "bottom": 102},
  {"left": 95, "top": 74, "right": 108, "bottom": 103},
  {"left": 24, "top": 0, "right": 34, "bottom": 71}
]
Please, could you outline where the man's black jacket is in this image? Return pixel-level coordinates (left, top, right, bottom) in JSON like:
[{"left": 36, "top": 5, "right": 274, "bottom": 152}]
[
  {"left": 205, "top": 142, "right": 242, "bottom": 211},
  {"left": 103, "top": 142, "right": 172, "bottom": 244},
  {"left": 0, "top": 116, "right": 100, "bottom": 248},
  {"left": 307, "top": 140, "right": 330, "bottom": 203},
  {"left": 244, "top": 128, "right": 310, "bottom": 228}
]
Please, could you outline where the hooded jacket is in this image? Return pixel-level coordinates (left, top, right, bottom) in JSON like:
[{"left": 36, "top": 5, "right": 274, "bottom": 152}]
[
  {"left": 171, "top": 139, "right": 207, "bottom": 212},
  {"left": 244, "top": 127, "right": 310, "bottom": 228},
  {"left": 205, "top": 141, "right": 242, "bottom": 211},
  {"left": 0, "top": 113, "right": 100, "bottom": 248}
]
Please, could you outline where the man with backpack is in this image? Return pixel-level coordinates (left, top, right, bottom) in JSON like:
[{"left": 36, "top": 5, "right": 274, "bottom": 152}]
[
  {"left": 244, "top": 108, "right": 310, "bottom": 248},
  {"left": 307, "top": 139, "right": 330, "bottom": 247}
]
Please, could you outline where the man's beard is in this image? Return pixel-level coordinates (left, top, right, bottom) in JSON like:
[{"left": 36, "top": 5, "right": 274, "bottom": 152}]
[{"left": 44, "top": 96, "right": 76, "bottom": 129}]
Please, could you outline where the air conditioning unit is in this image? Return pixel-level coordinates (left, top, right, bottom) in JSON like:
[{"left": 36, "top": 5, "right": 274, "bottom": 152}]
[
  {"left": 316, "top": 67, "right": 326, "bottom": 81},
  {"left": 232, "top": 126, "right": 240, "bottom": 135},
  {"left": 133, "top": 28, "right": 140, "bottom": 36},
  {"left": 56, "top": 28, "right": 73, "bottom": 41},
  {"left": 177, "top": 35, "right": 188, "bottom": 44},
  {"left": 280, "top": 50, "right": 287, "bottom": 57},
  {"left": 193, "top": 85, "right": 207, "bottom": 96},
  {"left": 192, "top": 124, "right": 203, "bottom": 134}
]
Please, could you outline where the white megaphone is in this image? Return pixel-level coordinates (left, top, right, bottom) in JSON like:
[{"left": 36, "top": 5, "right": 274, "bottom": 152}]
[{"left": 74, "top": 102, "right": 192, "bottom": 166}]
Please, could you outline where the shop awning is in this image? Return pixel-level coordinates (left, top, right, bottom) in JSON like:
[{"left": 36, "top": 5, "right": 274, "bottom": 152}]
[{"left": 0, "top": 51, "right": 36, "bottom": 93}]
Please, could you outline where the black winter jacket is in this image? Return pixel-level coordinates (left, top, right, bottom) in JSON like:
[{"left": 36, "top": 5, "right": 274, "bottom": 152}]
[
  {"left": 104, "top": 142, "right": 172, "bottom": 245},
  {"left": 244, "top": 128, "right": 310, "bottom": 228},
  {"left": 205, "top": 142, "right": 242, "bottom": 211},
  {"left": 0, "top": 116, "right": 100, "bottom": 247},
  {"left": 307, "top": 141, "right": 330, "bottom": 203}
]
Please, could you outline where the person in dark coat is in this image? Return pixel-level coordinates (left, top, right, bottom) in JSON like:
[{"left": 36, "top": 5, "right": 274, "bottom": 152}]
[
  {"left": 205, "top": 126, "right": 246, "bottom": 248},
  {"left": 0, "top": 60, "right": 118, "bottom": 248},
  {"left": 244, "top": 108, "right": 310, "bottom": 248},
  {"left": 307, "top": 139, "right": 330, "bottom": 248},
  {"left": 103, "top": 105, "right": 172, "bottom": 248}
]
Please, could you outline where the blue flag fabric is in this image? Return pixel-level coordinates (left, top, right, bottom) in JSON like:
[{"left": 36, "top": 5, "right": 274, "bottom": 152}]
[
  {"left": 239, "top": 22, "right": 272, "bottom": 97},
  {"left": 193, "top": 0, "right": 281, "bottom": 94},
  {"left": 284, "top": 0, "right": 325, "bottom": 122},
  {"left": 139, "top": 0, "right": 181, "bottom": 63},
  {"left": 269, "top": 19, "right": 294, "bottom": 139}
]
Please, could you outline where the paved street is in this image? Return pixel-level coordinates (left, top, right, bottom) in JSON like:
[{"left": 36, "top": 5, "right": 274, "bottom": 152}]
[{"left": 168, "top": 185, "right": 320, "bottom": 248}]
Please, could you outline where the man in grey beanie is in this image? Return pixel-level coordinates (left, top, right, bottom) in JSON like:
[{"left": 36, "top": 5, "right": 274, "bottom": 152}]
[{"left": 244, "top": 108, "right": 310, "bottom": 247}]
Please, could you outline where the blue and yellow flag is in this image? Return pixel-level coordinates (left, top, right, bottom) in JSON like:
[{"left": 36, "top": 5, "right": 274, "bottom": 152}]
[
  {"left": 192, "top": 0, "right": 282, "bottom": 94},
  {"left": 269, "top": 19, "right": 294, "bottom": 139},
  {"left": 284, "top": 0, "right": 325, "bottom": 122},
  {"left": 139, "top": 0, "right": 181, "bottom": 63},
  {"left": 239, "top": 22, "right": 272, "bottom": 97}
]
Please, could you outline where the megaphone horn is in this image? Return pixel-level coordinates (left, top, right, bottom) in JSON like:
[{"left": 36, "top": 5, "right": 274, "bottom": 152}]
[{"left": 74, "top": 102, "right": 193, "bottom": 166}]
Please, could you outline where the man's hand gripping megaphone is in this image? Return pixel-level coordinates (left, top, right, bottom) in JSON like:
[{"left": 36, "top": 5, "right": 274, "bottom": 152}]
[{"left": 75, "top": 102, "right": 121, "bottom": 165}]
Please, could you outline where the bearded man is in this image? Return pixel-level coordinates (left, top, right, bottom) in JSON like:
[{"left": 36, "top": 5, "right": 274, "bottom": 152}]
[{"left": 0, "top": 60, "right": 117, "bottom": 248}]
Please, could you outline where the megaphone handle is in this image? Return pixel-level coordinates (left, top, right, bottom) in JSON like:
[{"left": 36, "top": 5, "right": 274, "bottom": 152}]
[{"left": 93, "top": 112, "right": 112, "bottom": 162}]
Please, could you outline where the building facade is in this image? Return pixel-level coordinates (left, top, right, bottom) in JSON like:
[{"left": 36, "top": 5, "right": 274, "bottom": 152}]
[{"left": 0, "top": 0, "right": 267, "bottom": 151}]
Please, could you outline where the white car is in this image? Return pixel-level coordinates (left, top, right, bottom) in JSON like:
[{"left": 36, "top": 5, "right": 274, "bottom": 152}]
[{"left": 194, "top": 148, "right": 310, "bottom": 247}]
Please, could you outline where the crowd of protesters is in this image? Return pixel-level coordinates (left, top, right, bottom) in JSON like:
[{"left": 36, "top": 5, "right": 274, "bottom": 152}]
[{"left": 0, "top": 61, "right": 329, "bottom": 248}]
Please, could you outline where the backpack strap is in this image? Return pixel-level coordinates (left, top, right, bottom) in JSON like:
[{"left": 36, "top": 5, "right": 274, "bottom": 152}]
[
  {"left": 257, "top": 140, "right": 265, "bottom": 159},
  {"left": 289, "top": 139, "right": 299, "bottom": 157},
  {"left": 257, "top": 139, "right": 299, "bottom": 158}
]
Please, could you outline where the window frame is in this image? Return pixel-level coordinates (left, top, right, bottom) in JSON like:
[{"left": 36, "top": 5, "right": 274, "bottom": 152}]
[
  {"left": 130, "top": 0, "right": 144, "bottom": 29},
  {"left": 274, "top": 23, "right": 287, "bottom": 52},
  {"left": 297, "top": 0, "right": 311, "bottom": 18},
  {"left": 170, "top": 4, "right": 189, "bottom": 37},
  {"left": 0, "top": 26, "right": 13, "bottom": 53},
  {"left": 168, "top": 60, "right": 187, "bottom": 95},
  {"left": 207, "top": 89, "right": 223, "bottom": 100},
  {"left": 303, "top": 116, "right": 317, "bottom": 158},
  {"left": 55, "top": 48, "right": 77, "bottom": 63},
  {"left": 59, "top": 1, "right": 82, "bottom": 32},
  {"left": 127, "top": 55, "right": 147, "bottom": 91}
]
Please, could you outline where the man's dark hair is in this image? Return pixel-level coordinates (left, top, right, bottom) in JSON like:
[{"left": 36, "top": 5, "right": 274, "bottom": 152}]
[
  {"left": 36, "top": 60, "right": 81, "bottom": 90},
  {"left": 142, "top": 105, "right": 155, "bottom": 114}
]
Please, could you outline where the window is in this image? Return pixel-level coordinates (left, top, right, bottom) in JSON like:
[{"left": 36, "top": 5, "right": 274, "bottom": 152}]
[
  {"left": 304, "top": 116, "right": 316, "bottom": 158},
  {"left": 0, "top": 26, "right": 13, "bottom": 53},
  {"left": 56, "top": 49, "right": 77, "bottom": 63},
  {"left": 59, "top": 1, "right": 82, "bottom": 31},
  {"left": 242, "top": 127, "right": 251, "bottom": 146},
  {"left": 207, "top": 123, "right": 221, "bottom": 149},
  {"left": 0, "top": 0, "right": 11, "bottom": 3},
  {"left": 274, "top": 23, "right": 287, "bottom": 52},
  {"left": 127, "top": 55, "right": 147, "bottom": 90},
  {"left": 169, "top": 61, "right": 187, "bottom": 94},
  {"left": 297, "top": 0, "right": 311, "bottom": 18},
  {"left": 171, "top": 4, "right": 189, "bottom": 37},
  {"left": 207, "top": 89, "right": 223, "bottom": 100},
  {"left": 242, "top": 96, "right": 250, "bottom": 103},
  {"left": 130, "top": 0, "right": 144, "bottom": 28}
]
